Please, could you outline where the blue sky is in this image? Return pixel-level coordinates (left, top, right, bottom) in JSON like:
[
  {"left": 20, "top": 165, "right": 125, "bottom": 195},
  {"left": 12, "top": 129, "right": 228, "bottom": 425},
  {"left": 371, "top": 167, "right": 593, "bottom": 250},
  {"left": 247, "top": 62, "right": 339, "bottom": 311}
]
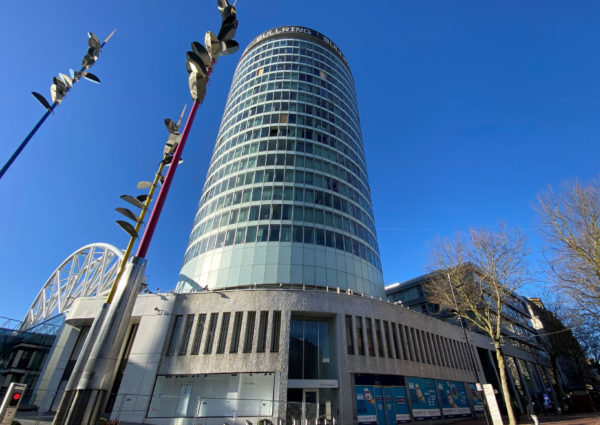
[{"left": 1, "top": 1, "right": 599, "bottom": 321}]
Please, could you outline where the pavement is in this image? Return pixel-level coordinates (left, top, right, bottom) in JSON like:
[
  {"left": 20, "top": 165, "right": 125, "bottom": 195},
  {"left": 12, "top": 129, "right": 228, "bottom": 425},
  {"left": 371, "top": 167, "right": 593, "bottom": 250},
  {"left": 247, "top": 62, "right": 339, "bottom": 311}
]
[
  {"left": 13, "top": 411, "right": 600, "bottom": 425},
  {"left": 448, "top": 413, "right": 600, "bottom": 425}
]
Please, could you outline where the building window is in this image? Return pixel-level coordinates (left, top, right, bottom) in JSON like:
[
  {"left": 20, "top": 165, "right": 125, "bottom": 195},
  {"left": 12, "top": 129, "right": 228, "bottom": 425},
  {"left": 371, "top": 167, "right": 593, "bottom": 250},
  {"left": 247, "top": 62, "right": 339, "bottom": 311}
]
[
  {"left": 178, "top": 315, "right": 195, "bottom": 355},
  {"left": 345, "top": 315, "right": 354, "bottom": 355},
  {"left": 229, "top": 312, "right": 243, "bottom": 353},
  {"left": 257, "top": 311, "right": 269, "bottom": 352},
  {"left": 420, "top": 330, "right": 431, "bottom": 364},
  {"left": 404, "top": 326, "right": 414, "bottom": 361},
  {"left": 436, "top": 334, "right": 448, "bottom": 367},
  {"left": 365, "top": 318, "right": 375, "bottom": 356},
  {"left": 243, "top": 311, "right": 256, "bottom": 353},
  {"left": 383, "top": 321, "right": 393, "bottom": 358},
  {"left": 270, "top": 311, "right": 281, "bottom": 353},
  {"left": 216, "top": 312, "right": 231, "bottom": 354},
  {"left": 374, "top": 319, "right": 384, "bottom": 357},
  {"left": 391, "top": 323, "right": 401, "bottom": 359},
  {"left": 288, "top": 316, "right": 333, "bottom": 379},
  {"left": 356, "top": 316, "right": 365, "bottom": 355},
  {"left": 191, "top": 314, "right": 206, "bottom": 355},
  {"left": 204, "top": 313, "right": 219, "bottom": 354},
  {"left": 167, "top": 315, "right": 182, "bottom": 356}
]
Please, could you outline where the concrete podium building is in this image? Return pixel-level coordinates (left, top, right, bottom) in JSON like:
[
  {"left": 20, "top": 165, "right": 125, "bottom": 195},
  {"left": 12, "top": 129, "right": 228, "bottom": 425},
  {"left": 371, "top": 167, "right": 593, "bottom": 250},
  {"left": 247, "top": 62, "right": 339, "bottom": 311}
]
[{"left": 30, "top": 27, "right": 556, "bottom": 425}]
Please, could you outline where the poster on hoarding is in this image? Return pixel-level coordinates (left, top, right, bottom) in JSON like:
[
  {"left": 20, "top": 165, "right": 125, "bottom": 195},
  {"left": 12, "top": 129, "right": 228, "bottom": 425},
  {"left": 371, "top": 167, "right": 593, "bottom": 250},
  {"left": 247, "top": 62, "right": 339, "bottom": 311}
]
[
  {"left": 406, "top": 377, "right": 441, "bottom": 420},
  {"left": 436, "top": 380, "right": 472, "bottom": 417},
  {"left": 392, "top": 386, "right": 411, "bottom": 423},
  {"left": 468, "top": 383, "right": 485, "bottom": 413},
  {"left": 355, "top": 385, "right": 377, "bottom": 425},
  {"left": 374, "top": 387, "right": 387, "bottom": 425},
  {"left": 383, "top": 387, "right": 396, "bottom": 425}
]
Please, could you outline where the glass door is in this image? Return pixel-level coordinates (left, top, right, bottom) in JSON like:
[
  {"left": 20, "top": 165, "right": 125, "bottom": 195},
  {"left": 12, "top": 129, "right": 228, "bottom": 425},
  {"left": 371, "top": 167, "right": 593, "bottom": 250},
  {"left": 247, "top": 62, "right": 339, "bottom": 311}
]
[{"left": 303, "top": 389, "right": 318, "bottom": 423}]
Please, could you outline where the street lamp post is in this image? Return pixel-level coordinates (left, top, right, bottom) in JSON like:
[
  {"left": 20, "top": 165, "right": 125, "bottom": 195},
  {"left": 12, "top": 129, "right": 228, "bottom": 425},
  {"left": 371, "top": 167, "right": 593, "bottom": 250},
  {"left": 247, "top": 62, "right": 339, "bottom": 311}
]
[
  {"left": 0, "top": 31, "right": 115, "bottom": 181},
  {"left": 51, "top": 3, "right": 239, "bottom": 425}
]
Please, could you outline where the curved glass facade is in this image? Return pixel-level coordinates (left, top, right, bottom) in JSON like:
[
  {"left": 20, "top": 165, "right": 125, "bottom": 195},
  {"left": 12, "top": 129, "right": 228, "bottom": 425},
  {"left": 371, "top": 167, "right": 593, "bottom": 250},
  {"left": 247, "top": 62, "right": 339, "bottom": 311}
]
[{"left": 177, "top": 26, "right": 385, "bottom": 297}]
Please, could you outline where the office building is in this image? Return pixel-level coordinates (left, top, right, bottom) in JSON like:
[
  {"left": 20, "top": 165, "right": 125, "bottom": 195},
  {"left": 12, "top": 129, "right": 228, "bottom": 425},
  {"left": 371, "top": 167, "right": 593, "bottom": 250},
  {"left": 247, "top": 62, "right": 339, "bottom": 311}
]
[
  {"left": 177, "top": 25, "right": 384, "bottom": 298},
  {"left": 30, "top": 27, "right": 534, "bottom": 425}
]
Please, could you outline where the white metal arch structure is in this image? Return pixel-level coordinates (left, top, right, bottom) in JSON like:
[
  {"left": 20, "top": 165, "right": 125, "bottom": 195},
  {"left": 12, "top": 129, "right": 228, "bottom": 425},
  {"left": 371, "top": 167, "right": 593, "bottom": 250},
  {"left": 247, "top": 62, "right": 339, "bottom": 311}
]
[{"left": 20, "top": 243, "right": 123, "bottom": 331}]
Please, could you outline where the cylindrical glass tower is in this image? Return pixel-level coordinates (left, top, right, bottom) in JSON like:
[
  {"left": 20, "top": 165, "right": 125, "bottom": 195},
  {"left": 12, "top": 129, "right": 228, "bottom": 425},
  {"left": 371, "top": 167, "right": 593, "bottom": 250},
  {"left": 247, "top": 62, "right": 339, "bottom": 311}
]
[{"left": 177, "top": 26, "right": 384, "bottom": 297}]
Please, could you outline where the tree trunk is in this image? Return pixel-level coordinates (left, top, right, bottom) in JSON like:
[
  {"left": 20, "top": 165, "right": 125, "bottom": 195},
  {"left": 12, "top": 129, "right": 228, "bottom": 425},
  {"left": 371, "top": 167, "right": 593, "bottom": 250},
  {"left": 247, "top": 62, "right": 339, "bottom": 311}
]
[
  {"left": 494, "top": 343, "right": 517, "bottom": 425},
  {"left": 550, "top": 356, "right": 566, "bottom": 412}
]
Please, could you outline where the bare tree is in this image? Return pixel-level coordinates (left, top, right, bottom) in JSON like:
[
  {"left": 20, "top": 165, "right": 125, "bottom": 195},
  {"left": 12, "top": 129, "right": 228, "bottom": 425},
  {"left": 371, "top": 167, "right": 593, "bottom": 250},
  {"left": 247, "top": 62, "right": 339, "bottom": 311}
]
[
  {"left": 536, "top": 177, "right": 600, "bottom": 323},
  {"left": 424, "top": 225, "right": 529, "bottom": 425}
]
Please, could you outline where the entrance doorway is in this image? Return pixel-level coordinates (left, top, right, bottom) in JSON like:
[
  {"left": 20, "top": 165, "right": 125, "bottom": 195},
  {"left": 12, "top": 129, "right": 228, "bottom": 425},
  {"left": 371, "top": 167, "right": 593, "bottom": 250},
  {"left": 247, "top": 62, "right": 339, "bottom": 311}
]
[{"left": 302, "top": 389, "right": 318, "bottom": 422}]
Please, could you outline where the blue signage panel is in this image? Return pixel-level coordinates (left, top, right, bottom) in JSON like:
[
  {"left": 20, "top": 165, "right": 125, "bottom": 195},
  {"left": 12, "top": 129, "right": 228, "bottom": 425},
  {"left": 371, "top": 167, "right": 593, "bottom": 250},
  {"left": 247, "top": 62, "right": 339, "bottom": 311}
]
[
  {"left": 467, "top": 383, "right": 485, "bottom": 413},
  {"left": 383, "top": 387, "right": 396, "bottom": 425},
  {"left": 355, "top": 385, "right": 377, "bottom": 425},
  {"left": 436, "top": 380, "right": 472, "bottom": 417},
  {"left": 392, "top": 387, "right": 411, "bottom": 423},
  {"left": 374, "top": 387, "right": 386, "bottom": 425},
  {"left": 406, "top": 377, "right": 441, "bottom": 420}
]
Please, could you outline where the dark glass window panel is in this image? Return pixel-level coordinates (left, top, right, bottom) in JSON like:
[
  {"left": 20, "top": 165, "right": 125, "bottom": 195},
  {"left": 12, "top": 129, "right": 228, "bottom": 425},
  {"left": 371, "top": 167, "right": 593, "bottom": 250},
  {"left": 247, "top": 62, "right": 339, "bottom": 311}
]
[
  {"left": 315, "top": 209, "right": 324, "bottom": 224},
  {"left": 315, "top": 229, "right": 325, "bottom": 245},
  {"left": 216, "top": 312, "right": 231, "bottom": 354},
  {"left": 235, "top": 228, "right": 246, "bottom": 244},
  {"left": 258, "top": 225, "right": 269, "bottom": 241},
  {"left": 304, "top": 207, "right": 314, "bottom": 223},
  {"left": 252, "top": 188, "right": 262, "bottom": 201},
  {"left": 204, "top": 313, "right": 218, "bottom": 354},
  {"left": 257, "top": 311, "right": 269, "bottom": 352},
  {"left": 304, "top": 227, "right": 314, "bottom": 244},
  {"left": 243, "top": 311, "right": 256, "bottom": 353},
  {"left": 229, "top": 312, "right": 243, "bottom": 353},
  {"left": 315, "top": 191, "right": 324, "bottom": 205},
  {"left": 272, "top": 204, "right": 282, "bottom": 219},
  {"left": 167, "top": 315, "right": 182, "bottom": 356},
  {"left": 249, "top": 206, "right": 259, "bottom": 221},
  {"left": 215, "top": 231, "right": 226, "bottom": 248},
  {"left": 239, "top": 207, "right": 249, "bottom": 222},
  {"left": 325, "top": 231, "right": 335, "bottom": 248},
  {"left": 282, "top": 205, "right": 292, "bottom": 220},
  {"left": 293, "top": 206, "right": 303, "bottom": 221},
  {"left": 264, "top": 169, "right": 274, "bottom": 182},
  {"left": 273, "top": 187, "right": 283, "bottom": 200},
  {"left": 288, "top": 318, "right": 303, "bottom": 378},
  {"left": 305, "top": 189, "right": 315, "bottom": 203},
  {"left": 356, "top": 316, "right": 365, "bottom": 355},
  {"left": 392, "top": 323, "right": 402, "bottom": 359},
  {"left": 293, "top": 226, "right": 303, "bottom": 242},
  {"left": 335, "top": 233, "right": 344, "bottom": 250},
  {"left": 270, "top": 311, "right": 282, "bottom": 353},
  {"left": 229, "top": 209, "right": 239, "bottom": 224},
  {"left": 191, "top": 314, "right": 206, "bottom": 355},
  {"left": 220, "top": 212, "right": 229, "bottom": 227},
  {"left": 259, "top": 205, "right": 271, "bottom": 220},
  {"left": 262, "top": 186, "right": 273, "bottom": 200},
  {"left": 345, "top": 315, "right": 354, "bottom": 355},
  {"left": 285, "top": 169, "right": 294, "bottom": 182},
  {"left": 269, "top": 225, "right": 280, "bottom": 241},
  {"left": 224, "top": 230, "right": 235, "bottom": 246},
  {"left": 281, "top": 225, "right": 292, "bottom": 242},
  {"left": 284, "top": 187, "right": 294, "bottom": 200},
  {"left": 365, "top": 318, "right": 375, "bottom": 356},
  {"left": 245, "top": 226, "right": 257, "bottom": 242}
]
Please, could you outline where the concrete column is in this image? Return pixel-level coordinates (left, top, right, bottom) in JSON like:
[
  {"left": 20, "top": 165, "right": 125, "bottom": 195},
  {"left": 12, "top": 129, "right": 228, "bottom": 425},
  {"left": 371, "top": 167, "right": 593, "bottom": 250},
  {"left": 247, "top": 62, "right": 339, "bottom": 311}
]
[
  {"left": 34, "top": 323, "right": 82, "bottom": 412},
  {"left": 111, "top": 293, "right": 176, "bottom": 424}
]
